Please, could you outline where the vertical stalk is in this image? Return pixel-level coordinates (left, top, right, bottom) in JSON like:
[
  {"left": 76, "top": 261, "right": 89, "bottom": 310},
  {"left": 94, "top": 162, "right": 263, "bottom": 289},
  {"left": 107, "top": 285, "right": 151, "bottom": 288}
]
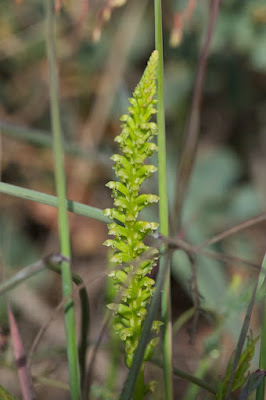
[
  {"left": 45, "top": 1, "right": 81, "bottom": 399},
  {"left": 154, "top": 1, "right": 173, "bottom": 399},
  {"left": 256, "top": 254, "right": 266, "bottom": 400},
  {"left": 133, "top": 365, "right": 145, "bottom": 400}
]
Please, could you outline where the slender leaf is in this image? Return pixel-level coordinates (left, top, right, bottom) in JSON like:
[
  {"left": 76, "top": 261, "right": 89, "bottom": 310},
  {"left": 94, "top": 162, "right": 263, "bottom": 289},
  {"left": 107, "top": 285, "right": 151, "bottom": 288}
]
[
  {"left": 154, "top": 1, "right": 172, "bottom": 399},
  {"left": 0, "top": 182, "right": 109, "bottom": 223},
  {"left": 238, "top": 370, "right": 266, "bottom": 400},
  {"left": 225, "top": 269, "right": 263, "bottom": 400}
]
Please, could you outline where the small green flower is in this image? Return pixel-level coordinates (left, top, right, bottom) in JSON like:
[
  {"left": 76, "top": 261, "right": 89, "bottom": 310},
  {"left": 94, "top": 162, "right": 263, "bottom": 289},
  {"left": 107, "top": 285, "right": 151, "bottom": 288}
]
[{"left": 103, "top": 51, "right": 162, "bottom": 368}]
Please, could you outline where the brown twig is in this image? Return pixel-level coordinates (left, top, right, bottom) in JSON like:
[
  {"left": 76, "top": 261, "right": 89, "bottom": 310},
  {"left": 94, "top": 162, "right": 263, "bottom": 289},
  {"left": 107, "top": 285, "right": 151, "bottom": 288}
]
[
  {"left": 27, "top": 273, "right": 104, "bottom": 371},
  {"left": 172, "top": 0, "right": 222, "bottom": 234},
  {"left": 197, "top": 213, "right": 266, "bottom": 249},
  {"left": 187, "top": 254, "right": 201, "bottom": 344},
  {"left": 170, "top": 0, "right": 197, "bottom": 47},
  {"left": 159, "top": 236, "right": 261, "bottom": 271},
  {"left": 83, "top": 316, "right": 112, "bottom": 400}
]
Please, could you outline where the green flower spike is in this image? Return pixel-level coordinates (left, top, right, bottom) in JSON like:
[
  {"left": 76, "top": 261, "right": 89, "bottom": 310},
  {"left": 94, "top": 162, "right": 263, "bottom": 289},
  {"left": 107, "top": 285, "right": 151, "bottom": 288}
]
[{"left": 103, "top": 50, "right": 162, "bottom": 370}]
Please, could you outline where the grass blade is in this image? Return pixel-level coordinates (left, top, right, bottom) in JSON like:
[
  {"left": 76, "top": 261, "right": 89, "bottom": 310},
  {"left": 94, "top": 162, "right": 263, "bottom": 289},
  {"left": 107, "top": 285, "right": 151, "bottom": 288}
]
[
  {"left": 0, "top": 182, "right": 109, "bottom": 223},
  {"left": 45, "top": 0, "right": 80, "bottom": 397},
  {"left": 0, "top": 385, "right": 19, "bottom": 400},
  {"left": 239, "top": 370, "right": 266, "bottom": 400},
  {"left": 152, "top": 358, "right": 216, "bottom": 395},
  {"left": 256, "top": 253, "right": 266, "bottom": 400},
  {"left": 154, "top": 1, "right": 173, "bottom": 399},
  {"left": 225, "top": 267, "right": 263, "bottom": 400},
  {"left": 0, "top": 254, "right": 64, "bottom": 296}
]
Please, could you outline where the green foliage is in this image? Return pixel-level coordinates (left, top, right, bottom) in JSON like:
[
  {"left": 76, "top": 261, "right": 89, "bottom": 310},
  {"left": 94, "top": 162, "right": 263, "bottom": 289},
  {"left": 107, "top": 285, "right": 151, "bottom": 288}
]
[
  {"left": 0, "top": 386, "right": 19, "bottom": 400},
  {"left": 215, "top": 334, "right": 259, "bottom": 400},
  {"left": 103, "top": 51, "right": 162, "bottom": 369}
]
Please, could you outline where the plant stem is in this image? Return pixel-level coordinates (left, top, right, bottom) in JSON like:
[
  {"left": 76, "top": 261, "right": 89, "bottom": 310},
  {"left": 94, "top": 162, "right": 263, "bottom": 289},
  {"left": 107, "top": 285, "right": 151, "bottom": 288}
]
[
  {"left": 45, "top": 1, "right": 80, "bottom": 398},
  {"left": 154, "top": 1, "right": 173, "bottom": 399},
  {"left": 133, "top": 365, "right": 145, "bottom": 400},
  {"left": 0, "top": 182, "right": 109, "bottom": 223},
  {"left": 0, "top": 254, "right": 62, "bottom": 296},
  {"left": 256, "top": 253, "right": 266, "bottom": 400},
  {"left": 152, "top": 358, "right": 216, "bottom": 395}
]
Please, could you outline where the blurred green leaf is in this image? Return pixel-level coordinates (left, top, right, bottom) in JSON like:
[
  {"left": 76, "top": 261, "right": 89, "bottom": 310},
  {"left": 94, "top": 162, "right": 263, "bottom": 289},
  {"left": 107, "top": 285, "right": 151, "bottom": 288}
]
[{"left": 0, "top": 386, "right": 19, "bottom": 400}]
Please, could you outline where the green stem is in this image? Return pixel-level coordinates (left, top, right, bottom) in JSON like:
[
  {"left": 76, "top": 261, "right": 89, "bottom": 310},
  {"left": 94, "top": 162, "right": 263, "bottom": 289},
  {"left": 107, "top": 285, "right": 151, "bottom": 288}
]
[
  {"left": 0, "top": 254, "right": 62, "bottom": 296},
  {"left": 154, "top": 1, "right": 173, "bottom": 399},
  {"left": 256, "top": 254, "right": 266, "bottom": 400},
  {"left": 45, "top": 1, "right": 80, "bottom": 398},
  {"left": 0, "top": 182, "right": 109, "bottom": 223},
  {"left": 152, "top": 358, "right": 216, "bottom": 395},
  {"left": 133, "top": 365, "right": 145, "bottom": 400}
]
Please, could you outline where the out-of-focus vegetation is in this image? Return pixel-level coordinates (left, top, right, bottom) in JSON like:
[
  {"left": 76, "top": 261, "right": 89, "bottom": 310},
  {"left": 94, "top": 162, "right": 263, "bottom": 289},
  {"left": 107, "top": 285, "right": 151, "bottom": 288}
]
[{"left": 0, "top": 0, "right": 265, "bottom": 399}]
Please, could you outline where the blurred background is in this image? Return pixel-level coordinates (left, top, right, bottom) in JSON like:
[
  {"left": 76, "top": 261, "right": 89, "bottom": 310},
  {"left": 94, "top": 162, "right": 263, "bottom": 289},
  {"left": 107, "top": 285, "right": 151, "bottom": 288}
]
[{"left": 0, "top": 0, "right": 265, "bottom": 398}]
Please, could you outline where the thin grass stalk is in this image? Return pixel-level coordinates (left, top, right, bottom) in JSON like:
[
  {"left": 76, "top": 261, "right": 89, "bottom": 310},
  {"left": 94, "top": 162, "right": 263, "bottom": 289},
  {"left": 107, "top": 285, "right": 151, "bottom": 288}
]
[
  {"left": 45, "top": 1, "right": 81, "bottom": 398},
  {"left": 152, "top": 358, "right": 216, "bottom": 395},
  {"left": 256, "top": 253, "right": 266, "bottom": 400},
  {"left": 133, "top": 365, "right": 144, "bottom": 400},
  {"left": 224, "top": 265, "right": 263, "bottom": 400},
  {"left": 0, "top": 182, "right": 109, "bottom": 223},
  {"left": 154, "top": 1, "right": 173, "bottom": 399},
  {"left": 0, "top": 254, "right": 64, "bottom": 296}
]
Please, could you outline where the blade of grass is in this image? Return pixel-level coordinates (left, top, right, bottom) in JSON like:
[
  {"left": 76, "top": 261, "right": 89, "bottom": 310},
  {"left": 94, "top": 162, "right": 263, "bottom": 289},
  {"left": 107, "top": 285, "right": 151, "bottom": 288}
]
[
  {"left": 45, "top": 0, "right": 80, "bottom": 398},
  {"left": 172, "top": 307, "right": 194, "bottom": 335},
  {"left": 256, "top": 253, "right": 266, "bottom": 400},
  {"left": 240, "top": 370, "right": 266, "bottom": 400},
  {"left": 225, "top": 266, "right": 263, "bottom": 400},
  {"left": 0, "top": 182, "right": 109, "bottom": 223},
  {"left": 152, "top": 358, "right": 216, "bottom": 395},
  {"left": 0, "top": 254, "right": 65, "bottom": 296},
  {"left": 0, "top": 385, "right": 19, "bottom": 400},
  {"left": 154, "top": 1, "right": 173, "bottom": 399}
]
